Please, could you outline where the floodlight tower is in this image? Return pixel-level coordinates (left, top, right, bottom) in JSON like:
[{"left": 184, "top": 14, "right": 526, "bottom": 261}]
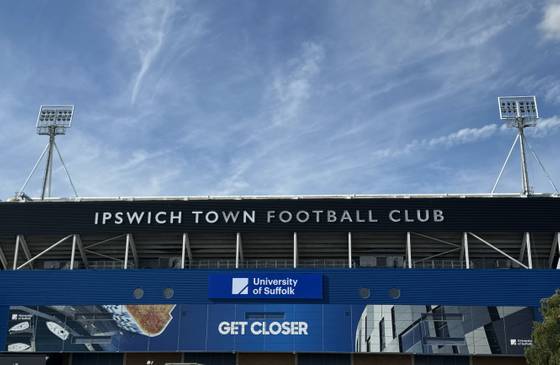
[
  {"left": 497, "top": 96, "right": 538, "bottom": 196},
  {"left": 36, "top": 105, "right": 74, "bottom": 199},
  {"left": 16, "top": 106, "right": 77, "bottom": 200}
]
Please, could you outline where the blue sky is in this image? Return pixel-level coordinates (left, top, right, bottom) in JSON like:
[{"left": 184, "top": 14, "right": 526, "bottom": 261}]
[{"left": 1, "top": 0, "right": 560, "bottom": 198}]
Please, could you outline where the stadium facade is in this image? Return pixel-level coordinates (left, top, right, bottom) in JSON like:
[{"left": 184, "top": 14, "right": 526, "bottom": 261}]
[{"left": 0, "top": 194, "right": 559, "bottom": 365}]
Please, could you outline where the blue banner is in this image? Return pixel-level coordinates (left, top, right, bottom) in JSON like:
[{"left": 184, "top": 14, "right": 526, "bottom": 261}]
[
  {"left": 4, "top": 304, "right": 533, "bottom": 354},
  {"left": 208, "top": 273, "right": 323, "bottom": 299}
]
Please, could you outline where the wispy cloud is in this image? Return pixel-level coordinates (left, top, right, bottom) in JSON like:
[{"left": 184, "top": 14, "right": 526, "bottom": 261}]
[
  {"left": 113, "top": 0, "right": 207, "bottom": 105},
  {"left": 214, "top": 42, "right": 326, "bottom": 194},
  {"left": 0, "top": 1, "right": 559, "bottom": 199},
  {"left": 530, "top": 115, "right": 560, "bottom": 137},
  {"left": 270, "top": 42, "right": 325, "bottom": 126},
  {"left": 539, "top": 1, "right": 560, "bottom": 40},
  {"left": 518, "top": 76, "right": 560, "bottom": 105},
  {"left": 118, "top": 1, "right": 178, "bottom": 104},
  {"left": 373, "top": 116, "right": 560, "bottom": 159}
]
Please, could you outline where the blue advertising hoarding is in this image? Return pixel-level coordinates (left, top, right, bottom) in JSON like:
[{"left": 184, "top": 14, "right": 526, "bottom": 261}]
[
  {"left": 1, "top": 268, "right": 558, "bottom": 354},
  {"left": 4, "top": 303, "right": 533, "bottom": 355},
  {"left": 208, "top": 273, "right": 323, "bottom": 300}
]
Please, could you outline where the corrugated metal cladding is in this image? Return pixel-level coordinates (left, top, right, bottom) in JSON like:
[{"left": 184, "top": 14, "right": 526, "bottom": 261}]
[
  {"left": 1, "top": 197, "right": 560, "bottom": 234},
  {"left": 0, "top": 269, "right": 557, "bottom": 307}
]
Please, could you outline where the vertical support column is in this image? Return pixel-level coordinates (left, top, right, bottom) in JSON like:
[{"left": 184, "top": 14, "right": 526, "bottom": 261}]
[
  {"left": 525, "top": 232, "right": 533, "bottom": 269},
  {"left": 462, "top": 232, "right": 470, "bottom": 269},
  {"left": 181, "top": 233, "right": 188, "bottom": 269},
  {"left": 75, "top": 235, "right": 88, "bottom": 269},
  {"left": 557, "top": 243, "right": 560, "bottom": 270},
  {"left": 347, "top": 232, "right": 353, "bottom": 268},
  {"left": 406, "top": 232, "right": 412, "bottom": 269},
  {"left": 235, "top": 232, "right": 242, "bottom": 269},
  {"left": 518, "top": 126, "right": 531, "bottom": 196},
  {"left": 548, "top": 233, "right": 559, "bottom": 269},
  {"left": 555, "top": 233, "right": 560, "bottom": 269},
  {"left": 41, "top": 130, "right": 56, "bottom": 200},
  {"left": 16, "top": 235, "right": 33, "bottom": 269},
  {"left": 13, "top": 236, "right": 20, "bottom": 270},
  {"left": 70, "top": 234, "right": 77, "bottom": 270},
  {"left": 124, "top": 234, "right": 130, "bottom": 269},
  {"left": 293, "top": 232, "right": 298, "bottom": 269}
]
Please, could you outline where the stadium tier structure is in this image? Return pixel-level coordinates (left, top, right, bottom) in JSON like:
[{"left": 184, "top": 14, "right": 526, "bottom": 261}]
[{"left": 0, "top": 194, "right": 559, "bottom": 365}]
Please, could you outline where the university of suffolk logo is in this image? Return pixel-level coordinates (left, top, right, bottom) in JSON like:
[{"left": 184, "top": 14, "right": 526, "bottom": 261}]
[{"left": 232, "top": 277, "right": 249, "bottom": 295}]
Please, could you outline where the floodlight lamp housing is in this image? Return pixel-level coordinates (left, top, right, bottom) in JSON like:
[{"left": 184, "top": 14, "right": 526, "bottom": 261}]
[
  {"left": 36, "top": 105, "right": 74, "bottom": 135},
  {"left": 498, "top": 96, "right": 538, "bottom": 127}
]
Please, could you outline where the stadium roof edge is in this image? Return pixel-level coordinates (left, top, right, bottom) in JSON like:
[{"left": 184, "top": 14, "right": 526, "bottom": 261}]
[{"left": 5, "top": 192, "right": 560, "bottom": 202}]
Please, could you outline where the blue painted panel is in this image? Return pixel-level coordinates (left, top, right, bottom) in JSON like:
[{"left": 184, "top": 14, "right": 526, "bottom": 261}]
[
  {"left": 0, "top": 269, "right": 558, "bottom": 307},
  {"left": 208, "top": 273, "right": 323, "bottom": 299}
]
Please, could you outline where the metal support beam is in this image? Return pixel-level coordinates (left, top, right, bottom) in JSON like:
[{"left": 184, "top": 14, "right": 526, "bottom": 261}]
[
  {"left": 235, "top": 232, "right": 243, "bottom": 269},
  {"left": 126, "top": 234, "right": 139, "bottom": 269},
  {"left": 181, "top": 233, "right": 193, "bottom": 269},
  {"left": 462, "top": 232, "right": 470, "bottom": 269},
  {"left": 17, "top": 235, "right": 34, "bottom": 269},
  {"left": 468, "top": 232, "right": 528, "bottom": 269},
  {"left": 519, "top": 234, "right": 527, "bottom": 263},
  {"left": 525, "top": 232, "right": 533, "bottom": 269},
  {"left": 75, "top": 235, "right": 88, "bottom": 269},
  {"left": 41, "top": 131, "right": 56, "bottom": 200},
  {"left": 411, "top": 232, "right": 460, "bottom": 248},
  {"left": 406, "top": 232, "right": 412, "bottom": 268},
  {"left": 85, "top": 234, "right": 126, "bottom": 250},
  {"left": 70, "top": 235, "right": 77, "bottom": 270},
  {"left": 14, "top": 235, "right": 34, "bottom": 270},
  {"left": 548, "top": 233, "right": 560, "bottom": 269},
  {"left": 518, "top": 127, "right": 531, "bottom": 196},
  {"left": 86, "top": 250, "right": 122, "bottom": 262},
  {"left": 293, "top": 232, "right": 298, "bottom": 269},
  {"left": 13, "top": 237, "right": 20, "bottom": 270},
  {"left": 124, "top": 234, "right": 130, "bottom": 269},
  {"left": 0, "top": 246, "right": 8, "bottom": 270},
  {"left": 491, "top": 134, "right": 519, "bottom": 195},
  {"left": 414, "top": 247, "right": 461, "bottom": 264},
  {"left": 347, "top": 232, "right": 352, "bottom": 268},
  {"left": 16, "top": 235, "right": 73, "bottom": 270}
]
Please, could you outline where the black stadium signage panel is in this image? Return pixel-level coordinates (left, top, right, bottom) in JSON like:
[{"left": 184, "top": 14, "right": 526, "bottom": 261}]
[{"left": 0, "top": 197, "right": 559, "bottom": 235}]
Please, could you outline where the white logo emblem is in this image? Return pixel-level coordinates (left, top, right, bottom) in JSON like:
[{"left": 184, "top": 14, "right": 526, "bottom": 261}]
[
  {"left": 510, "top": 339, "right": 517, "bottom": 346},
  {"left": 232, "top": 278, "right": 249, "bottom": 295}
]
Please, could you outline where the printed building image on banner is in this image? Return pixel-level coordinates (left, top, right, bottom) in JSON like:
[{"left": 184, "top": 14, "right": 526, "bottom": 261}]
[
  {"left": 355, "top": 305, "right": 534, "bottom": 355},
  {"left": 5, "top": 304, "right": 534, "bottom": 354}
]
